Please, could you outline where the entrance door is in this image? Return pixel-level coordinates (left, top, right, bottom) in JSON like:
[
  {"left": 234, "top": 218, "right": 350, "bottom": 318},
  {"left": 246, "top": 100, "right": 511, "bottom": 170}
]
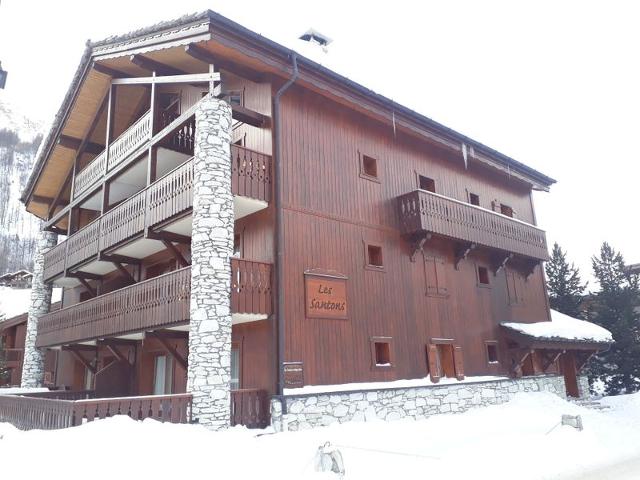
[{"left": 561, "top": 351, "right": 580, "bottom": 397}]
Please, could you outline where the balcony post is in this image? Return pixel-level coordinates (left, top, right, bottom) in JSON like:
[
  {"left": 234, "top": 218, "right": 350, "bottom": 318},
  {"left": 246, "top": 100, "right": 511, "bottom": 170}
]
[
  {"left": 21, "top": 228, "right": 58, "bottom": 387},
  {"left": 187, "top": 95, "right": 234, "bottom": 429}
]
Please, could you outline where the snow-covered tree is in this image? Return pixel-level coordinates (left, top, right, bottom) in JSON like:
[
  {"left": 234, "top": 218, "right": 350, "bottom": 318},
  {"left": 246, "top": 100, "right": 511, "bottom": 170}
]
[
  {"left": 589, "top": 242, "right": 640, "bottom": 395},
  {"left": 545, "top": 242, "right": 587, "bottom": 318}
]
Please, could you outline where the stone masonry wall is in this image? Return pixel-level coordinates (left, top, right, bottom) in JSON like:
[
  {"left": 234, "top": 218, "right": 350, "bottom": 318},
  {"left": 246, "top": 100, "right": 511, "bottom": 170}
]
[
  {"left": 271, "top": 375, "right": 567, "bottom": 432},
  {"left": 21, "top": 229, "right": 57, "bottom": 387},
  {"left": 186, "top": 96, "right": 234, "bottom": 429}
]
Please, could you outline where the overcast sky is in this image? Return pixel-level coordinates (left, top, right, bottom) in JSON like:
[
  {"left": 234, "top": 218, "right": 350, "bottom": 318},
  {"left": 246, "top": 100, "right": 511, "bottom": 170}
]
[{"left": 1, "top": 0, "right": 638, "bottom": 288}]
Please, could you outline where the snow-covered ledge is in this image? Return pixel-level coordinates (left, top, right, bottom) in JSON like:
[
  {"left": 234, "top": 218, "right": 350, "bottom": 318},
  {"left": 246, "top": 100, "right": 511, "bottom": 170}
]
[{"left": 271, "top": 375, "right": 569, "bottom": 432}]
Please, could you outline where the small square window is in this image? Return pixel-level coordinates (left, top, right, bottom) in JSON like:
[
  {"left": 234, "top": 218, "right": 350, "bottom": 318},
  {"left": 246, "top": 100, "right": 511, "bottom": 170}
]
[
  {"left": 477, "top": 266, "right": 490, "bottom": 286},
  {"left": 367, "top": 244, "right": 383, "bottom": 268},
  {"left": 418, "top": 175, "right": 436, "bottom": 193},
  {"left": 469, "top": 193, "right": 480, "bottom": 206},
  {"left": 360, "top": 154, "right": 378, "bottom": 180},
  {"left": 486, "top": 342, "right": 499, "bottom": 364},
  {"left": 370, "top": 338, "right": 393, "bottom": 368},
  {"left": 500, "top": 204, "right": 513, "bottom": 217}
]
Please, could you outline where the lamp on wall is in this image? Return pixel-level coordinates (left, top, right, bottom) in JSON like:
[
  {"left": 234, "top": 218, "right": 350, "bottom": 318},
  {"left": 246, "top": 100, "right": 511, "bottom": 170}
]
[{"left": 0, "top": 62, "right": 7, "bottom": 89}]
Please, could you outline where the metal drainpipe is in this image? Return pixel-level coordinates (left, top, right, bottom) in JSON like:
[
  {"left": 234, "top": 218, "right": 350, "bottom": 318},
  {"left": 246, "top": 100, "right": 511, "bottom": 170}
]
[{"left": 274, "top": 52, "right": 299, "bottom": 411}]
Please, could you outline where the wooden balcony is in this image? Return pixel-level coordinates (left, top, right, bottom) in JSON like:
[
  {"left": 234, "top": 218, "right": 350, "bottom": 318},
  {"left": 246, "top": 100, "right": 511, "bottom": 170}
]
[
  {"left": 44, "top": 143, "right": 271, "bottom": 282},
  {"left": 397, "top": 189, "right": 549, "bottom": 261},
  {"left": 230, "top": 388, "right": 270, "bottom": 428},
  {"left": 37, "top": 259, "right": 272, "bottom": 347}
]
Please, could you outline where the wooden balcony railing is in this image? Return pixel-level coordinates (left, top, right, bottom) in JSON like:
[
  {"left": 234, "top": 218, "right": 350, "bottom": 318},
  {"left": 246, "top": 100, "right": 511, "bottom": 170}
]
[
  {"left": 3, "top": 348, "right": 23, "bottom": 367},
  {"left": 230, "top": 388, "right": 269, "bottom": 428},
  {"left": 0, "top": 392, "right": 192, "bottom": 431},
  {"left": 231, "top": 258, "right": 273, "bottom": 315},
  {"left": 74, "top": 111, "right": 151, "bottom": 198},
  {"left": 37, "top": 266, "right": 191, "bottom": 347},
  {"left": 37, "top": 259, "right": 272, "bottom": 347},
  {"left": 397, "top": 189, "right": 549, "bottom": 261},
  {"left": 44, "top": 144, "right": 272, "bottom": 281}
]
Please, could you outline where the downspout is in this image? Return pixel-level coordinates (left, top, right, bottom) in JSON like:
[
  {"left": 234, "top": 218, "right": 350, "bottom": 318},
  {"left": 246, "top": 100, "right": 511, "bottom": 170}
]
[{"left": 274, "top": 52, "right": 298, "bottom": 409}]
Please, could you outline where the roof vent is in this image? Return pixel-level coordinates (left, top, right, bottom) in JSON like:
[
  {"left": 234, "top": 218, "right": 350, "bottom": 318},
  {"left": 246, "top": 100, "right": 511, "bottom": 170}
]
[{"left": 299, "top": 28, "right": 332, "bottom": 51}]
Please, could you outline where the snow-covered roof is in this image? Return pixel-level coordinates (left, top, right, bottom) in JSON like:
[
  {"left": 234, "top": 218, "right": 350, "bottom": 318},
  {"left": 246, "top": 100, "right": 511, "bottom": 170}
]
[
  {"left": 501, "top": 309, "right": 613, "bottom": 344},
  {"left": 0, "top": 286, "right": 62, "bottom": 320}
]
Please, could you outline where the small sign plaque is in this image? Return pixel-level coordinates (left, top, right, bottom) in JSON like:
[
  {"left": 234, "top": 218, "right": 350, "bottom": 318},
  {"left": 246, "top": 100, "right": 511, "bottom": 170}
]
[
  {"left": 283, "top": 362, "right": 304, "bottom": 388},
  {"left": 305, "top": 273, "right": 348, "bottom": 320}
]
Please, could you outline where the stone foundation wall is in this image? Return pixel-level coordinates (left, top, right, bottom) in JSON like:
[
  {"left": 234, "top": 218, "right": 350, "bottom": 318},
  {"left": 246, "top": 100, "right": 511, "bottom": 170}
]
[
  {"left": 577, "top": 375, "right": 590, "bottom": 398},
  {"left": 271, "top": 375, "right": 567, "bottom": 432}
]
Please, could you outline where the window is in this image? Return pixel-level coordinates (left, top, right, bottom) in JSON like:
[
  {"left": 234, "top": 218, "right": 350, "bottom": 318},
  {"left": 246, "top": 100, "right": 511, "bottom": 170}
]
[
  {"left": 500, "top": 204, "right": 514, "bottom": 217},
  {"left": 477, "top": 266, "right": 490, "bottom": 286},
  {"left": 233, "top": 233, "right": 242, "bottom": 258},
  {"left": 370, "top": 337, "right": 393, "bottom": 368},
  {"left": 426, "top": 342, "right": 465, "bottom": 381},
  {"left": 359, "top": 153, "right": 379, "bottom": 181},
  {"left": 153, "top": 355, "right": 173, "bottom": 395},
  {"left": 418, "top": 175, "right": 436, "bottom": 193},
  {"left": 226, "top": 90, "right": 244, "bottom": 106},
  {"left": 486, "top": 341, "right": 499, "bottom": 364},
  {"left": 366, "top": 244, "right": 384, "bottom": 269},
  {"left": 230, "top": 344, "right": 240, "bottom": 390},
  {"left": 469, "top": 193, "right": 480, "bottom": 206}
]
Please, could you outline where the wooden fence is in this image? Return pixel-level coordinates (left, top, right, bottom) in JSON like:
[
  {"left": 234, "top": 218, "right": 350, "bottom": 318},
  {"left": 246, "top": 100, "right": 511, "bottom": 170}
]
[
  {"left": 397, "top": 189, "right": 549, "bottom": 261},
  {"left": 230, "top": 389, "right": 270, "bottom": 428},
  {"left": 0, "top": 392, "right": 192, "bottom": 431},
  {"left": 231, "top": 258, "right": 273, "bottom": 315}
]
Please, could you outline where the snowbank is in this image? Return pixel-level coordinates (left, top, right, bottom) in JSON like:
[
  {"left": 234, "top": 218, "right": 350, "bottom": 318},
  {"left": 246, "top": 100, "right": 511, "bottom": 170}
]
[
  {"left": 0, "top": 285, "right": 62, "bottom": 319},
  {"left": 502, "top": 309, "right": 613, "bottom": 343},
  {"left": 2, "top": 391, "right": 640, "bottom": 479},
  {"left": 0, "top": 387, "right": 49, "bottom": 395},
  {"left": 284, "top": 375, "right": 504, "bottom": 395}
]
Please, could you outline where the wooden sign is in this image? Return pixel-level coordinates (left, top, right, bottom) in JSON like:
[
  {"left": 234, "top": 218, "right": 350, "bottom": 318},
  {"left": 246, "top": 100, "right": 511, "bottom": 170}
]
[
  {"left": 282, "top": 362, "right": 304, "bottom": 388},
  {"left": 305, "top": 273, "right": 348, "bottom": 320}
]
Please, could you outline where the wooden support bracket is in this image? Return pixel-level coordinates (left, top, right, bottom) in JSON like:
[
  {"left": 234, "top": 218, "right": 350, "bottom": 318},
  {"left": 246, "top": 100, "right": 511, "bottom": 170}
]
[
  {"left": 162, "top": 240, "right": 190, "bottom": 267},
  {"left": 492, "top": 252, "right": 514, "bottom": 276},
  {"left": 523, "top": 259, "right": 540, "bottom": 281},
  {"left": 454, "top": 242, "right": 476, "bottom": 270},
  {"left": 66, "top": 348, "right": 97, "bottom": 374},
  {"left": 114, "top": 262, "right": 136, "bottom": 284},
  {"left": 77, "top": 278, "right": 96, "bottom": 298},
  {"left": 541, "top": 350, "right": 563, "bottom": 372},
  {"left": 409, "top": 232, "right": 431, "bottom": 263},
  {"left": 147, "top": 331, "right": 188, "bottom": 370}
]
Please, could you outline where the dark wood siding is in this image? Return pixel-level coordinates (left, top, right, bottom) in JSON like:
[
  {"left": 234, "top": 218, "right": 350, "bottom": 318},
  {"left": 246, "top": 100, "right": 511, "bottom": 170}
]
[{"left": 279, "top": 86, "right": 550, "bottom": 386}]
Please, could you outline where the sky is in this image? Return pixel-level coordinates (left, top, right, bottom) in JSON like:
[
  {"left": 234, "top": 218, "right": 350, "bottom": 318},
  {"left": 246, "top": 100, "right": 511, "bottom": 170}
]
[{"left": 1, "top": 0, "right": 639, "bottom": 288}]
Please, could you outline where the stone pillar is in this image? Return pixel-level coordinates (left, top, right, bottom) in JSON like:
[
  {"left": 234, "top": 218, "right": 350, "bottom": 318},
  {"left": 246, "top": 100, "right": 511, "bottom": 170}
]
[
  {"left": 187, "top": 96, "right": 234, "bottom": 428},
  {"left": 21, "top": 228, "right": 57, "bottom": 387}
]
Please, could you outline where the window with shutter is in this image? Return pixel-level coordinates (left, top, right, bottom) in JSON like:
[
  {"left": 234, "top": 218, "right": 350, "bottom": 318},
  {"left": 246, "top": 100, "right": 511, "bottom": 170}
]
[
  {"left": 506, "top": 269, "right": 525, "bottom": 305},
  {"left": 426, "top": 344, "right": 441, "bottom": 383},
  {"left": 424, "top": 255, "right": 448, "bottom": 297}
]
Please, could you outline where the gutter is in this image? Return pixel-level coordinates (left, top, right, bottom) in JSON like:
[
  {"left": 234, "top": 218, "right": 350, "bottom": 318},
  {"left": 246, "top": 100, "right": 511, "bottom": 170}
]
[{"left": 273, "top": 52, "right": 298, "bottom": 407}]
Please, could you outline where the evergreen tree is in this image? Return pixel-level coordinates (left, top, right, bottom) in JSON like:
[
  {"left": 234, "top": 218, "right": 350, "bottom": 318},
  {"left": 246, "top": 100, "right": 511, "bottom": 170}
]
[
  {"left": 545, "top": 242, "right": 587, "bottom": 318},
  {"left": 589, "top": 242, "right": 640, "bottom": 395}
]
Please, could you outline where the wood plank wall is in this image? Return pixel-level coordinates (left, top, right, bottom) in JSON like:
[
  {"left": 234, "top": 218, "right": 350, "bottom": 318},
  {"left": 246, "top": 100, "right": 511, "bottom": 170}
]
[{"left": 279, "top": 85, "right": 551, "bottom": 386}]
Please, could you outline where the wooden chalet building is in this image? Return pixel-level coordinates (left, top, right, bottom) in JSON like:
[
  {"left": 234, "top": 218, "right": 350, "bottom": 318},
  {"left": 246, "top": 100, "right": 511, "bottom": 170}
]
[{"left": 1, "top": 10, "right": 612, "bottom": 430}]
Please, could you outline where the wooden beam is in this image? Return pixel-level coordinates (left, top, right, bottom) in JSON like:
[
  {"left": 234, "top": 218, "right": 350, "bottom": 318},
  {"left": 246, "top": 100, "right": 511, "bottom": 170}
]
[
  {"left": 112, "top": 72, "right": 220, "bottom": 86},
  {"left": 31, "top": 195, "right": 53, "bottom": 204},
  {"left": 99, "top": 253, "right": 141, "bottom": 265},
  {"left": 231, "top": 103, "right": 268, "bottom": 128},
  {"left": 409, "top": 232, "right": 431, "bottom": 263},
  {"left": 492, "top": 252, "right": 513, "bottom": 276},
  {"left": 114, "top": 262, "right": 136, "bottom": 284},
  {"left": 48, "top": 168, "right": 73, "bottom": 220},
  {"left": 98, "top": 338, "right": 139, "bottom": 347},
  {"left": 130, "top": 54, "right": 185, "bottom": 76},
  {"left": 105, "top": 344, "right": 133, "bottom": 367},
  {"left": 68, "top": 271, "right": 102, "bottom": 281},
  {"left": 184, "top": 44, "right": 265, "bottom": 83},
  {"left": 150, "top": 329, "right": 189, "bottom": 340},
  {"left": 92, "top": 62, "right": 128, "bottom": 78},
  {"left": 148, "top": 331, "right": 187, "bottom": 370},
  {"left": 77, "top": 278, "right": 96, "bottom": 298},
  {"left": 147, "top": 230, "right": 191, "bottom": 244},
  {"left": 58, "top": 135, "right": 104, "bottom": 155},
  {"left": 162, "top": 240, "right": 189, "bottom": 267},
  {"left": 541, "top": 350, "right": 563, "bottom": 372}
]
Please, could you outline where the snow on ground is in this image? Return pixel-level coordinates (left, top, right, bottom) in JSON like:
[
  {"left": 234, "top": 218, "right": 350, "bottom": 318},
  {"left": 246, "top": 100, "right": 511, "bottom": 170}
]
[
  {"left": 2, "top": 391, "right": 640, "bottom": 479},
  {"left": 0, "top": 387, "right": 48, "bottom": 395},
  {"left": 285, "top": 375, "right": 504, "bottom": 395},
  {"left": 502, "top": 309, "right": 613, "bottom": 343},
  {"left": 0, "top": 285, "right": 62, "bottom": 319}
]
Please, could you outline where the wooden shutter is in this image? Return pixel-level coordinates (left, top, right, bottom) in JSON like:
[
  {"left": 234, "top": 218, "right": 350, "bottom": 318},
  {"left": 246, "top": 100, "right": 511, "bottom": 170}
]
[
  {"left": 424, "top": 256, "right": 438, "bottom": 296},
  {"left": 435, "top": 257, "right": 448, "bottom": 296},
  {"left": 453, "top": 345, "right": 465, "bottom": 380},
  {"left": 425, "top": 256, "right": 447, "bottom": 297},
  {"left": 426, "top": 344, "right": 440, "bottom": 383},
  {"left": 507, "top": 269, "right": 525, "bottom": 305}
]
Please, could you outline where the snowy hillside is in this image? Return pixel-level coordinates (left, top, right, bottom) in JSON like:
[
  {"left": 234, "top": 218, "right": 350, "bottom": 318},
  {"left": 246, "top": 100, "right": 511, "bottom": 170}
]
[
  {"left": 0, "top": 95, "right": 44, "bottom": 274},
  {"left": 0, "top": 286, "right": 62, "bottom": 319}
]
